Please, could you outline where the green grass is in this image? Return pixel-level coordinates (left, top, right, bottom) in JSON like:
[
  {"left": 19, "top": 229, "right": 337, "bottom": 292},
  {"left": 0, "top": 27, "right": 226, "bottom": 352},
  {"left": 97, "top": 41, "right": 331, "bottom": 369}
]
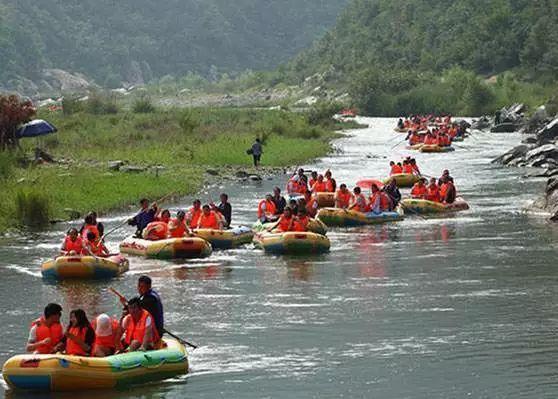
[{"left": 1, "top": 105, "right": 339, "bottom": 231}]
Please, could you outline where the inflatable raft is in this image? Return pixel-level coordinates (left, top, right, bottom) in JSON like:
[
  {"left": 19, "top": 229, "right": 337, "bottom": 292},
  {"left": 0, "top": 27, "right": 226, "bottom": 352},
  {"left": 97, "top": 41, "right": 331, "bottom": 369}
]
[
  {"left": 393, "top": 127, "right": 407, "bottom": 133},
  {"left": 315, "top": 192, "right": 335, "bottom": 208},
  {"left": 253, "top": 231, "right": 330, "bottom": 255},
  {"left": 382, "top": 173, "right": 420, "bottom": 187},
  {"left": 419, "top": 144, "right": 455, "bottom": 153},
  {"left": 400, "top": 197, "right": 470, "bottom": 214},
  {"left": 120, "top": 236, "right": 212, "bottom": 259},
  {"left": 41, "top": 255, "right": 129, "bottom": 279},
  {"left": 2, "top": 338, "right": 188, "bottom": 392},
  {"left": 406, "top": 143, "right": 424, "bottom": 150},
  {"left": 316, "top": 207, "right": 404, "bottom": 227},
  {"left": 193, "top": 226, "right": 254, "bottom": 250}
]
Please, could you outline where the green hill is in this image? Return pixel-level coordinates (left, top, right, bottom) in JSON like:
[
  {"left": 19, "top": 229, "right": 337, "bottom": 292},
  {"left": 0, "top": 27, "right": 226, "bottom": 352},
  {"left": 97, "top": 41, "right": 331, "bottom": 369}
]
[
  {"left": 283, "top": 0, "right": 558, "bottom": 115},
  {"left": 0, "top": 0, "right": 348, "bottom": 88}
]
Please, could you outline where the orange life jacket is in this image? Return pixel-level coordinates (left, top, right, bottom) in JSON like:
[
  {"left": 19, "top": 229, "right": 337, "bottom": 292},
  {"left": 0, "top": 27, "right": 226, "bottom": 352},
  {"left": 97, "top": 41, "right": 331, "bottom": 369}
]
[
  {"left": 411, "top": 164, "right": 420, "bottom": 175},
  {"left": 188, "top": 208, "right": 202, "bottom": 229},
  {"left": 292, "top": 216, "right": 310, "bottom": 232},
  {"left": 353, "top": 193, "right": 368, "bottom": 213},
  {"left": 198, "top": 211, "right": 220, "bottom": 229},
  {"left": 168, "top": 218, "right": 187, "bottom": 238},
  {"left": 276, "top": 215, "right": 294, "bottom": 232},
  {"left": 143, "top": 221, "right": 168, "bottom": 240},
  {"left": 424, "top": 136, "right": 436, "bottom": 145},
  {"left": 92, "top": 318, "right": 120, "bottom": 350},
  {"left": 63, "top": 236, "right": 84, "bottom": 255},
  {"left": 125, "top": 309, "right": 160, "bottom": 346},
  {"left": 308, "top": 178, "right": 317, "bottom": 189},
  {"left": 86, "top": 238, "right": 107, "bottom": 256},
  {"left": 391, "top": 165, "right": 403, "bottom": 175},
  {"left": 325, "top": 178, "right": 335, "bottom": 193},
  {"left": 306, "top": 197, "right": 318, "bottom": 217},
  {"left": 65, "top": 326, "right": 90, "bottom": 356},
  {"left": 411, "top": 184, "right": 427, "bottom": 199},
  {"left": 81, "top": 225, "right": 99, "bottom": 241},
  {"left": 402, "top": 164, "right": 414, "bottom": 174},
  {"left": 335, "top": 190, "right": 353, "bottom": 208},
  {"left": 440, "top": 183, "right": 449, "bottom": 199},
  {"left": 369, "top": 192, "right": 391, "bottom": 212},
  {"left": 257, "top": 199, "right": 277, "bottom": 219},
  {"left": 287, "top": 178, "right": 307, "bottom": 194},
  {"left": 311, "top": 181, "right": 327, "bottom": 193},
  {"left": 30, "top": 317, "right": 64, "bottom": 354},
  {"left": 409, "top": 134, "right": 422, "bottom": 145},
  {"left": 426, "top": 185, "right": 441, "bottom": 202}
]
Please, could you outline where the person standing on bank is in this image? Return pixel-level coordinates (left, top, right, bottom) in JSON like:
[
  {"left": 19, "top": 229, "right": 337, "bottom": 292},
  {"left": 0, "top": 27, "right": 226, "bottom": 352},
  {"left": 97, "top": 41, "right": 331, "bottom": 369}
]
[{"left": 250, "top": 138, "right": 262, "bottom": 167}]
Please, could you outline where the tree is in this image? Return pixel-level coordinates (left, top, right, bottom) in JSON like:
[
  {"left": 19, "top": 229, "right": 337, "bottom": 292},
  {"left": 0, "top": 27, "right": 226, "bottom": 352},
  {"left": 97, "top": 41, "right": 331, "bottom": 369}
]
[{"left": 0, "top": 95, "right": 36, "bottom": 150}]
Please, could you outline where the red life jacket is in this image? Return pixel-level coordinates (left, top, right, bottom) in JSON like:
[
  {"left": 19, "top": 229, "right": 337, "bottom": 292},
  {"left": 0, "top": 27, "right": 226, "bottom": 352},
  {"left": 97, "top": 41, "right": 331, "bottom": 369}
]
[
  {"left": 65, "top": 326, "right": 90, "bottom": 356},
  {"left": 402, "top": 164, "right": 414, "bottom": 174},
  {"left": 198, "top": 211, "right": 220, "bottom": 229},
  {"left": 143, "top": 221, "right": 168, "bottom": 240},
  {"left": 85, "top": 239, "right": 107, "bottom": 256},
  {"left": 168, "top": 218, "right": 187, "bottom": 238},
  {"left": 311, "top": 181, "right": 327, "bottom": 193},
  {"left": 306, "top": 197, "right": 318, "bottom": 217},
  {"left": 426, "top": 185, "right": 441, "bottom": 202},
  {"left": 30, "top": 317, "right": 64, "bottom": 354},
  {"left": 81, "top": 225, "right": 99, "bottom": 241},
  {"left": 63, "top": 236, "right": 84, "bottom": 254},
  {"left": 411, "top": 184, "right": 427, "bottom": 199},
  {"left": 292, "top": 216, "right": 310, "bottom": 232},
  {"left": 369, "top": 192, "right": 391, "bottom": 212},
  {"left": 188, "top": 208, "right": 202, "bottom": 229},
  {"left": 257, "top": 200, "right": 276, "bottom": 219},
  {"left": 276, "top": 215, "right": 293, "bottom": 232},
  {"left": 125, "top": 309, "right": 160, "bottom": 346},
  {"left": 353, "top": 194, "right": 368, "bottom": 213},
  {"left": 335, "top": 190, "right": 353, "bottom": 208},
  {"left": 390, "top": 165, "right": 403, "bottom": 175},
  {"left": 325, "top": 178, "right": 336, "bottom": 193}
]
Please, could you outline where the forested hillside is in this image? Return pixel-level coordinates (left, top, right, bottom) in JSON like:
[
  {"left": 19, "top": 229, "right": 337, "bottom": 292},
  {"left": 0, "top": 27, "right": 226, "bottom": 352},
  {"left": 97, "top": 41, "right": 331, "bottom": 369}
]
[
  {"left": 0, "top": 0, "right": 347, "bottom": 88},
  {"left": 283, "top": 0, "right": 558, "bottom": 115}
]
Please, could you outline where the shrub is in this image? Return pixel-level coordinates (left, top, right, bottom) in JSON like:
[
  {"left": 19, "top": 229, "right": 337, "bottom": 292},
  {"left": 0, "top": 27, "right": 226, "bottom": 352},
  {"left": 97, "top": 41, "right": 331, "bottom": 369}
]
[
  {"left": 15, "top": 189, "right": 50, "bottom": 228},
  {"left": 86, "top": 94, "right": 119, "bottom": 115},
  {"left": 307, "top": 101, "right": 344, "bottom": 126},
  {"left": 62, "top": 97, "right": 84, "bottom": 115},
  {"left": 132, "top": 96, "right": 156, "bottom": 113},
  {"left": 179, "top": 110, "right": 200, "bottom": 134},
  {"left": 0, "top": 151, "right": 14, "bottom": 180}
]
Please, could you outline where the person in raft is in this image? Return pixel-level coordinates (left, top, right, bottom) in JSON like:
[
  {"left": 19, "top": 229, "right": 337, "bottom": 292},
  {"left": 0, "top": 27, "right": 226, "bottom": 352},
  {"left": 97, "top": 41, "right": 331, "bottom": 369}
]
[
  {"left": 368, "top": 183, "right": 392, "bottom": 214},
  {"left": 91, "top": 313, "right": 123, "bottom": 357},
  {"left": 122, "top": 297, "right": 161, "bottom": 352},
  {"left": 440, "top": 177, "right": 457, "bottom": 204},
  {"left": 272, "top": 206, "right": 295, "bottom": 232},
  {"left": 390, "top": 161, "right": 403, "bottom": 175},
  {"left": 128, "top": 198, "right": 158, "bottom": 238},
  {"left": 335, "top": 184, "right": 354, "bottom": 209},
  {"left": 63, "top": 309, "right": 96, "bottom": 356},
  {"left": 250, "top": 138, "right": 263, "bottom": 167},
  {"left": 142, "top": 209, "right": 171, "bottom": 240},
  {"left": 197, "top": 204, "right": 224, "bottom": 230},
  {"left": 211, "top": 193, "right": 232, "bottom": 228},
  {"left": 80, "top": 212, "right": 104, "bottom": 240},
  {"left": 258, "top": 194, "right": 278, "bottom": 223},
  {"left": 271, "top": 186, "right": 287, "bottom": 215},
  {"left": 349, "top": 187, "right": 368, "bottom": 213},
  {"left": 410, "top": 178, "right": 428, "bottom": 199},
  {"left": 27, "top": 303, "right": 64, "bottom": 354},
  {"left": 167, "top": 210, "right": 191, "bottom": 238},
  {"left": 84, "top": 231, "right": 109, "bottom": 256},
  {"left": 61, "top": 227, "right": 85, "bottom": 255},
  {"left": 186, "top": 199, "right": 202, "bottom": 229},
  {"left": 382, "top": 178, "right": 401, "bottom": 208}
]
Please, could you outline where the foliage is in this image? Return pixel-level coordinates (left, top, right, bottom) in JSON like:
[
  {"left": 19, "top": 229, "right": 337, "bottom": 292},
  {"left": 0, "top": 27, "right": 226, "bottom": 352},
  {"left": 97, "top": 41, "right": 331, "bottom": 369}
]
[
  {"left": 132, "top": 95, "right": 156, "bottom": 113},
  {"left": 306, "top": 101, "right": 344, "bottom": 126},
  {"left": 0, "top": 94, "right": 36, "bottom": 150},
  {"left": 0, "top": 0, "right": 348, "bottom": 85},
  {"left": 14, "top": 188, "right": 50, "bottom": 228}
]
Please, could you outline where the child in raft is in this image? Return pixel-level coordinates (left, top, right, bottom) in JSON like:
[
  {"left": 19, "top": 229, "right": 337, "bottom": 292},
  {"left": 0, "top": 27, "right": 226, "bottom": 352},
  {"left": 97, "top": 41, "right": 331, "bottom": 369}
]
[{"left": 60, "top": 228, "right": 85, "bottom": 255}]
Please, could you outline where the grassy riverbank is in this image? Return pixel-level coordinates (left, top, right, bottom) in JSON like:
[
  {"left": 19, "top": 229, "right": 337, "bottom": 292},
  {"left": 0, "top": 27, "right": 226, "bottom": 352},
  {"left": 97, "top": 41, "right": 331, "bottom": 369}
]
[{"left": 0, "top": 102, "right": 344, "bottom": 232}]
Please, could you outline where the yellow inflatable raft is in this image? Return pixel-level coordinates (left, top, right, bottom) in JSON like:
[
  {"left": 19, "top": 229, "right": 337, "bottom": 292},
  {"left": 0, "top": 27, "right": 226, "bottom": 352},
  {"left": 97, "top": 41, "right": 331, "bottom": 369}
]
[
  {"left": 41, "top": 255, "right": 129, "bottom": 279},
  {"left": 253, "top": 231, "right": 330, "bottom": 255},
  {"left": 315, "top": 192, "right": 335, "bottom": 208},
  {"left": 406, "top": 143, "right": 424, "bottom": 150},
  {"left": 401, "top": 197, "right": 470, "bottom": 214},
  {"left": 419, "top": 144, "right": 455, "bottom": 153},
  {"left": 193, "top": 226, "right": 254, "bottom": 249},
  {"left": 316, "top": 207, "right": 404, "bottom": 227},
  {"left": 382, "top": 173, "right": 420, "bottom": 187},
  {"left": 2, "top": 338, "right": 188, "bottom": 392},
  {"left": 120, "top": 236, "right": 212, "bottom": 259}
]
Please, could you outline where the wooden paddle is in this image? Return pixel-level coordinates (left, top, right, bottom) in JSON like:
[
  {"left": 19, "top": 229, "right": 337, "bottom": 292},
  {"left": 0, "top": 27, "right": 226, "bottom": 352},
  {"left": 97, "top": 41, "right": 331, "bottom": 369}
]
[{"left": 108, "top": 287, "right": 199, "bottom": 349}]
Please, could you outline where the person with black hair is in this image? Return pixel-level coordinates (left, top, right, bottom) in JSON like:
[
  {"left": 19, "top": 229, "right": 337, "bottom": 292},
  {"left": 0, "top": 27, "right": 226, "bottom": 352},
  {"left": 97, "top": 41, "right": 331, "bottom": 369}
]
[
  {"left": 128, "top": 198, "right": 158, "bottom": 237},
  {"left": 27, "top": 303, "right": 64, "bottom": 354},
  {"left": 211, "top": 193, "right": 232, "bottom": 228},
  {"left": 79, "top": 211, "right": 104, "bottom": 240},
  {"left": 122, "top": 297, "right": 160, "bottom": 351},
  {"left": 119, "top": 276, "right": 164, "bottom": 338},
  {"left": 64, "top": 309, "right": 95, "bottom": 356}
]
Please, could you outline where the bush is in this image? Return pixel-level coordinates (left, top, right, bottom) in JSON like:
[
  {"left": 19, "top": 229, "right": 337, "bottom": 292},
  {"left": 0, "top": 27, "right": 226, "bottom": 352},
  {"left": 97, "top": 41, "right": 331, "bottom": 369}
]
[
  {"left": 0, "top": 152, "right": 14, "bottom": 180},
  {"left": 132, "top": 96, "right": 156, "bottom": 113},
  {"left": 86, "top": 94, "right": 119, "bottom": 115},
  {"left": 179, "top": 110, "right": 200, "bottom": 134},
  {"left": 15, "top": 189, "right": 50, "bottom": 228},
  {"left": 62, "top": 97, "right": 84, "bottom": 115},
  {"left": 306, "top": 101, "right": 343, "bottom": 126}
]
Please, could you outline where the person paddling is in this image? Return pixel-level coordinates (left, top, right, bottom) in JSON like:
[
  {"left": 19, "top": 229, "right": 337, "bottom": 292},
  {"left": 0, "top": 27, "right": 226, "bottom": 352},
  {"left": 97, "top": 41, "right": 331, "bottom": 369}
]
[
  {"left": 382, "top": 179, "right": 401, "bottom": 209},
  {"left": 27, "top": 303, "right": 64, "bottom": 354},
  {"left": 128, "top": 198, "right": 158, "bottom": 238}
]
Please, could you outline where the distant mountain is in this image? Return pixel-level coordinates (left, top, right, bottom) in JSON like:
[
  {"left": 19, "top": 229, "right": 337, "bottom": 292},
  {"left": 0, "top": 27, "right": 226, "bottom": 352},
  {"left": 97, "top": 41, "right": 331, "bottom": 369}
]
[{"left": 0, "top": 0, "right": 348, "bottom": 89}]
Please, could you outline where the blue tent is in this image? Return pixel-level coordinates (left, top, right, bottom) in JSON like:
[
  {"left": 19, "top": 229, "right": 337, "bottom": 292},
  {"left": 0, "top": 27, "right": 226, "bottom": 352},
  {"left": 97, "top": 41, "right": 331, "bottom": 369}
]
[{"left": 16, "top": 119, "right": 57, "bottom": 139}]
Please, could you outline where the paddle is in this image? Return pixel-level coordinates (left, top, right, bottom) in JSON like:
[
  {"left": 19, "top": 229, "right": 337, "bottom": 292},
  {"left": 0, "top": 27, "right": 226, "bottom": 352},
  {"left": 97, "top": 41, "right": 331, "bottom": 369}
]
[
  {"left": 108, "top": 287, "right": 199, "bottom": 350},
  {"left": 101, "top": 191, "right": 177, "bottom": 241},
  {"left": 390, "top": 137, "right": 408, "bottom": 150}
]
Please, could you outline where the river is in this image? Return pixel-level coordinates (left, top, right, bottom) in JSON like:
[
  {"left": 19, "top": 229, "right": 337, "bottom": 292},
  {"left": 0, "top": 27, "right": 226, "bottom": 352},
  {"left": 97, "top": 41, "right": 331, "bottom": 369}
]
[{"left": 1, "top": 117, "right": 558, "bottom": 398}]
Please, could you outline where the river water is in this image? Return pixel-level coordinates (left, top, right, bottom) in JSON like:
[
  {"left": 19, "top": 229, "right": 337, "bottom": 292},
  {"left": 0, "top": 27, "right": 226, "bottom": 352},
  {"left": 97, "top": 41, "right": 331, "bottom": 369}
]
[{"left": 2, "top": 117, "right": 558, "bottom": 398}]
